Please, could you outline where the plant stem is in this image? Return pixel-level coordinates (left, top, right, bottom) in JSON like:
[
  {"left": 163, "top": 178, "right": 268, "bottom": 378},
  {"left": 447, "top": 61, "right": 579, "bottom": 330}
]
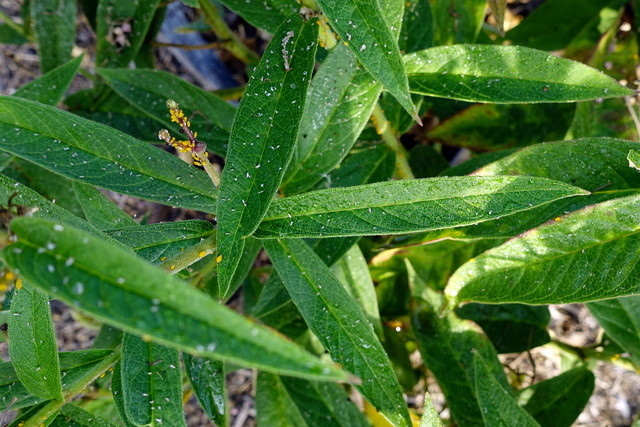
[
  {"left": 624, "top": 95, "right": 640, "bottom": 140},
  {"left": 199, "top": 155, "right": 221, "bottom": 188},
  {"left": 160, "top": 234, "right": 218, "bottom": 274},
  {"left": 23, "top": 347, "right": 122, "bottom": 427},
  {"left": 0, "top": 10, "right": 33, "bottom": 42},
  {"left": 372, "top": 103, "right": 415, "bottom": 180},
  {"left": 197, "top": 0, "right": 260, "bottom": 65}
]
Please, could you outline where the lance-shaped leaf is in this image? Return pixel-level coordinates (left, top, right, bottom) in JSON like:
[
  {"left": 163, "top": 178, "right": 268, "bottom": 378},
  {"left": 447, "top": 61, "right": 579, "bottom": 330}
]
[
  {"left": 405, "top": 45, "right": 634, "bottom": 103},
  {"left": 255, "top": 176, "right": 588, "bottom": 238},
  {"left": 256, "top": 372, "right": 307, "bottom": 427},
  {"left": 106, "top": 220, "right": 214, "bottom": 263},
  {"left": 121, "top": 333, "right": 186, "bottom": 427},
  {"left": 72, "top": 182, "right": 138, "bottom": 231},
  {"left": 1, "top": 217, "right": 348, "bottom": 383},
  {"left": 97, "top": 68, "right": 236, "bottom": 156},
  {"left": 52, "top": 404, "right": 121, "bottom": 427},
  {"left": 317, "top": 0, "right": 418, "bottom": 121},
  {"left": 473, "top": 352, "right": 540, "bottom": 427},
  {"left": 264, "top": 238, "right": 412, "bottom": 427},
  {"left": 281, "top": 44, "right": 381, "bottom": 195},
  {"left": 14, "top": 54, "right": 83, "bottom": 106},
  {"left": 432, "top": 0, "right": 486, "bottom": 45},
  {"left": 400, "top": 0, "right": 434, "bottom": 54},
  {"left": 410, "top": 262, "right": 509, "bottom": 427},
  {"left": 95, "top": 0, "right": 160, "bottom": 69},
  {"left": 217, "top": 15, "right": 318, "bottom": 296},
  {"left": 445, "top": 194, "right": 640, "bottom": 310},
  {"left": 8, "top": 283, "right": 63, "bottom": 401},
  {"left": 217, "top": 0, "right": 298, "bottom": 33},
  {"left": 111, "top": 362, "right": 136, "bottom": 427},
  {"left": 588, "top": 296, "right": 640, "bottom": 366},
  {"left": 517, "top": 367, "right": 594, "bottom": 427},
  {"left": 184, "top": 354, "right": 227, "bottom": 427},
  {"left": 31, "top": 0, "right": 76, "bottom": 73},
  {"left": 0, "top": 96, "right": 218, "bottom": 213}
]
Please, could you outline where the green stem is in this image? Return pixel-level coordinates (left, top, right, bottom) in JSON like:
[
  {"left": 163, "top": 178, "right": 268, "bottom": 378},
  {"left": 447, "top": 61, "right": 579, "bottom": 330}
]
[
  {"left": 197, "top": 0, "right": 260, "bottom": 65},
  {"left": 0, "top": 10, "right": 33, "bottom": 41},
  {"left": 372, "top": 103, "right": 415, "bottom": 180},
  {"left": 198, "top": 154, "right": 221, "bottom": 188},
  {"left": 23, "top": 347, "right": 122, "bottom": 427},
  {"left": 159, "top": 234, "right": 217, "bottom": 274}
]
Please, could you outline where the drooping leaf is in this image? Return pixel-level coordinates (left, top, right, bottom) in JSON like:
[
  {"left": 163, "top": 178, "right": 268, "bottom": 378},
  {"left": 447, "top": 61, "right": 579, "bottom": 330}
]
[
  {"left": 264, "top": 238, "right": 412, "bottom": 427},
  {"left": 97, "top": 68, "right": 235, "bottom": 156},
  {"left": 2, "top": 217, "right": 347, "bottom": 382},
  {"left": 217, "top": 0, "right": 298, "bottom": 33},
  {"left": 95, "top": 0, "right": 161, "bottom": 69},
  {"left": 106, "top": 220, "right": 214, "bottom": 263},
  {"left": 183, "top": 354, "right": 227, "bottom": 427},
  {"left": 317, "top": 0, "right": 417, "bottom": 121},
  {"left": 426, "top": 103, "right": 575, "bottom": 150},
  {"left": 281, "top": 44, "right": 381, "bottom": 195},
  {"left": 217, "top": 14, "right": 318, "bottom": 297},
  {"left": 410, "top": 262, "right": 509, "bottom": 427},
  {"left": 456, "top": 304, "right": 551, "bottom": 353},
  {"left": 445, "top": 194, "right": 640, "bottom": 310},
  {"left": 405, "top": 45, "right": 634, "bottom": 103},
  {"left": 14, "top": 54, "right": 83, "bottom": 106},
  {"left": 31, "top": 0, "right": 76, "bottom": 73},
  {"left": 8, "top": 283, "right": 62, "bottom": 401},
  {"left": 473, "top": 352, "right": 540, "bottom": 427},
  {"left": 0, "top": 96, "right": 218, "bottom": 213},
  {"left": 505, "top": 0, "right": 613, "bottom": 51},
  {"left": 517, "top": 367, "right": 595, "bottom": 427},
  {"left": 71, "top": 182, "right": 138, "bottom": 231},
  {"left": 121, "top": 333, "right": 186, "bottom": 426},
  {"left": 255, "top": 176, "right": 588, "bottom": 238},
  {"left": 588, "top": 296, "right": 640, "bottom": 366}
]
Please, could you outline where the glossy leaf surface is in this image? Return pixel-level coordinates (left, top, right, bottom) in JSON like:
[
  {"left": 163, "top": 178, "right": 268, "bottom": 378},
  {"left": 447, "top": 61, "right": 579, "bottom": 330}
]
[
  {"left": 405, "top": 45, "right": 634, "bottom": 103},
  {"left": 0, "top": 96, "right": 218, "bottom": 213},
  {"left": 217, "top": 15, "right": 318, "bottom": 296},
  {"left": 2, "top": 217, "right": 348, "bottom": 382},
  {"left": 255, "top": 176, "right": 587, "bottom": 238},
  {"left": 264, "top": 238, "right": 411, "bottom": 426},
  {"left": 184, "top": 354, "right": 227, "bottom": 426}
]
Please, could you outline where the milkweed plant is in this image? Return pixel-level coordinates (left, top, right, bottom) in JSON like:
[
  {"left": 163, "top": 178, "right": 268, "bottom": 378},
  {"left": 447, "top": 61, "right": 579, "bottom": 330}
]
[{"left": 1, "top": 0, "right": 640, "bottom": 426}]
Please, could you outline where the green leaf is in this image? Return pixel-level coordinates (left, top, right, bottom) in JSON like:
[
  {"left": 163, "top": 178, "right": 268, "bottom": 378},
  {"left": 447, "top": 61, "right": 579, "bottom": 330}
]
[
  {"left": 331, "top": 244, "right": 383, "bottom": 339},
  {"left": 95, "top": 0, "right": 161, "bottom": 69},
  {"left": 72, "top": 182, "right": 138, "bottom": 231},
  {"left": 8, "top": 283, "right": 63, "bottom": 401},
  {"left": 505, "top": 0, "right": 613, "bottom": 51},
  {"left": 0, "top": 23, "right": 29, "bottom": 44},
  {"left": 432, "top": 0, "right": 486, "bottom": 45},
  {"left": 217, "top": 15, "right": 318, "bottom": 296},
  {"left": 487, "top": 0, "right": 507, "bottom": 35},
  {"left": 255, "top": 176, "right": 588, "bottom": 238},
  {"left": 106, "top": 220, "right": 214, "bottom": 263},
  {"left": 517, "top": 367, "right": 595, "bottom": 427},
  {"left": 281, "top": 44, "right": 381, "bottom": 195},
  {"left": 31, "top": 0, "right": 76, "bottom": 73},
  {"left": 456, "top": 304, "right": 551, "bottom": 353},
  {"left": 629, "top": 150, "right": 640, "bottom": 170},
  {"left": 14, "top": 54, "right": 83, "bottom": 106},
  {"left": 2, "top": 217, "right": 347, "bottom": 382},
  {"left": 253, "top": 272, "right": 308, "bottom": 339},
  {"left": 183, "top": 354, "right": 227, "bottom": 426},
  {"left": 217, "top": 0, "right": 298, "bottom": 33},
  {"left": 97, "top": 68, "right": 236, "bottom": 156},
  {"left": 410, "top": 262, "right": 509, "bottom": 427},
  {"left": 405, "top": 45, "right": 635, "bottom": 103},
  {"left": 0, "top": 96, "right": 218, "bottom": 213},
  {"left": 264, "top": 238, "right": 411, "bottom": 427},
  {"left": 121, "top": 333, "right": 186, "bottom": 426},
  {"left": 473, "top": 352, "right": 540, "bottom": 427},
  {"left": 51, "top": 404, "right": 121, "bottom": 427},
  {"left": 399, "top": 0, "right": 434, "bottom": 54},
  {"left": 445, "top": 194, "right": 640, "bottom": 310},
  {"left": 419, "top": 393, "right": 444, "bottom": 427},
  {"left": 256, "top": 372, "right": 308, "bottom": 427},
  {"left": 588, "top": 296, "right": 640, "bottom": 366},
  {"left": 426, "top": 103, "right": 575, "bottom": 150},
  {"left": 111, "top": 362, "right": 136, "bottom": 427},
  {"left": 0, "top": 350, "right": 114, "bottom": 411},
  {"left": 317, "top": 0, "right": 418, "bottom": 121}
]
